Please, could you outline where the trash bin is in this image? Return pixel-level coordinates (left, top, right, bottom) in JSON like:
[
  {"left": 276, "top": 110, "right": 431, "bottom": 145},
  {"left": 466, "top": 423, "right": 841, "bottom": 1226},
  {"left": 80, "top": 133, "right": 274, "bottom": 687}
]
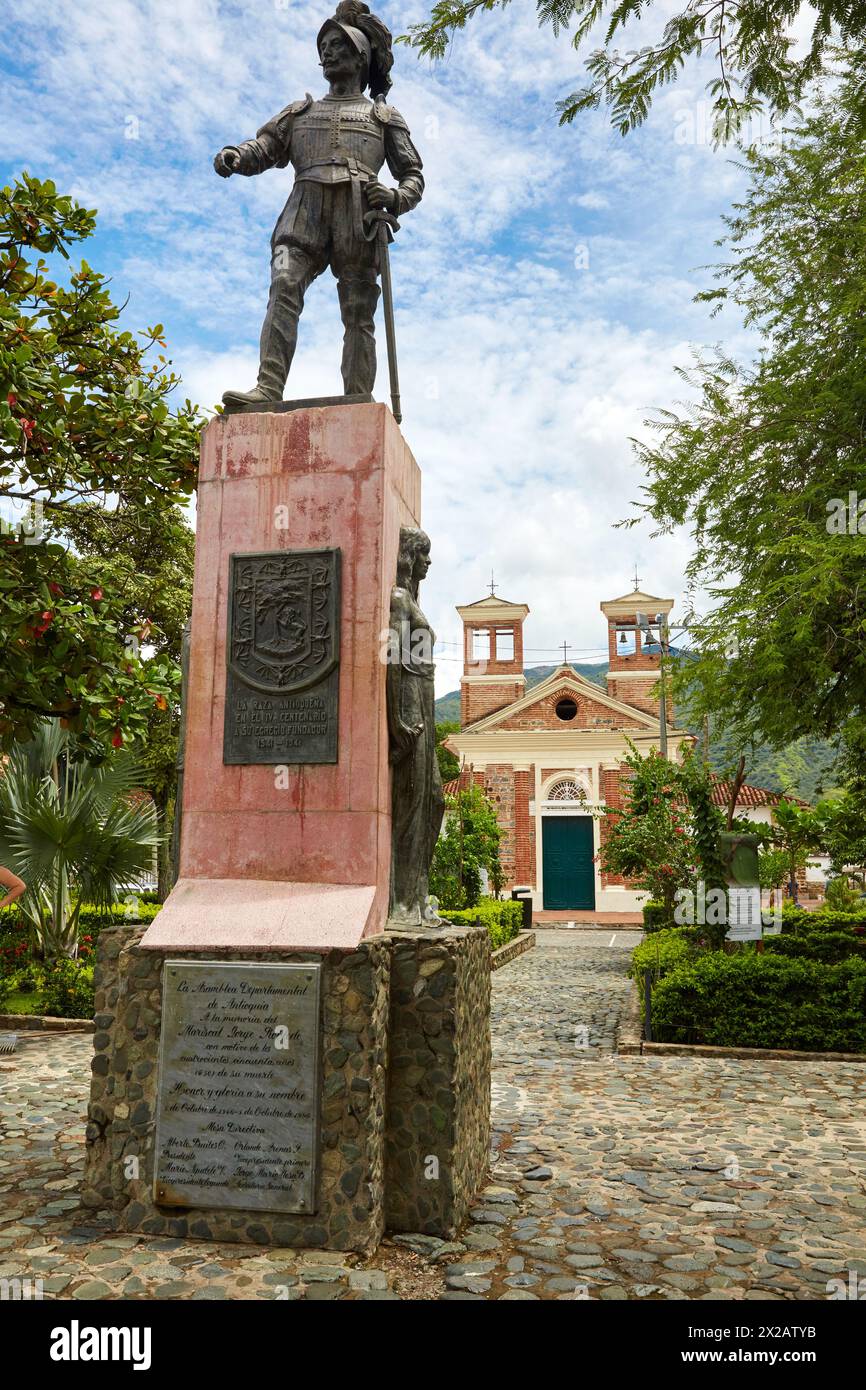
[{"left": 511, "top": 886, "right": 533, "bottom": 931}]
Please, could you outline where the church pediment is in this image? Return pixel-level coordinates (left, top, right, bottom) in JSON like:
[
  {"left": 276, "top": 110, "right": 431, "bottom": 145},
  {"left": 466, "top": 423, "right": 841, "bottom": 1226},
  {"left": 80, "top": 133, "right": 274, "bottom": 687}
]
[{"left": 462, "top": 666, "right": 659, "bottom": 734}]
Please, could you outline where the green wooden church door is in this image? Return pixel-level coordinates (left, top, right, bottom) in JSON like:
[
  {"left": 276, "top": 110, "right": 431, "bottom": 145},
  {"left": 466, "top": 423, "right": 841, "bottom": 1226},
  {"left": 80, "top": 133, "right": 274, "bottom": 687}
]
[{"left": 542, "top": 816, "right": 596, "bottom": 910}]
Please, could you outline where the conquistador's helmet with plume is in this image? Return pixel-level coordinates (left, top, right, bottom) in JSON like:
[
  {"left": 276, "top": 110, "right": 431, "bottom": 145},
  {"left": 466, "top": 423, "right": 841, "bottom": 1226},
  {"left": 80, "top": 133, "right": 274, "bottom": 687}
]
[{"left": 317, "top": 1, "right": 394, "bottom": 99}]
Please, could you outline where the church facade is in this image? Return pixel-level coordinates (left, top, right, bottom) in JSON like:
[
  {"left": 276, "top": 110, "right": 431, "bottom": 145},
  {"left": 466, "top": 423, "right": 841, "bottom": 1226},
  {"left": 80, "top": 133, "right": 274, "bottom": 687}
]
[{"left": 444, "top": 586, "right": 691, "bottom": 913}]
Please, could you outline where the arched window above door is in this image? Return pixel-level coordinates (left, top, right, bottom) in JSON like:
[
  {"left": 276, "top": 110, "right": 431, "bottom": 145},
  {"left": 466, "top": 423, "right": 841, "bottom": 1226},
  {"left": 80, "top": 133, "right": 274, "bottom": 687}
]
[{"left": 547, "top": 779, "right": 587, "bottom": 803}]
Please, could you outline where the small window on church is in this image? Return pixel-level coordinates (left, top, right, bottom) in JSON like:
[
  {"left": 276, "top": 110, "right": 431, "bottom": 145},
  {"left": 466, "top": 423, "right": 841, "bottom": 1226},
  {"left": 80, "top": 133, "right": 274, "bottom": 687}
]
[
  {"left": 555, "top": 697, "right": 578, "bottom": 721},
  {"left": 472, "top": 629, "right": 490, "bottom": 659},
  {"left": 494, "top": 628, "right": 514, "bottom": 661}
]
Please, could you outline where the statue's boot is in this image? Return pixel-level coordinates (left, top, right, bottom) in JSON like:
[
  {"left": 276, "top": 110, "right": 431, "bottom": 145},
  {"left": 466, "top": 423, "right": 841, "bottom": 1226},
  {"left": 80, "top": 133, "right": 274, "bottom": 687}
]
[
  {"left": 221, "top": 359, "right": 286, "bottom": 410},
  {"left": 221, "top": 383, "right": 278, "bottom": 408}
]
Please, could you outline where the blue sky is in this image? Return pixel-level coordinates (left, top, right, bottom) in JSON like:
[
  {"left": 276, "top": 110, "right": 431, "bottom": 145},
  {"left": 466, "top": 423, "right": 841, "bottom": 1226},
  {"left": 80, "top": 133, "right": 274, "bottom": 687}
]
[{"left": 2, "top": 0, "right": 785, "bottom": 692}]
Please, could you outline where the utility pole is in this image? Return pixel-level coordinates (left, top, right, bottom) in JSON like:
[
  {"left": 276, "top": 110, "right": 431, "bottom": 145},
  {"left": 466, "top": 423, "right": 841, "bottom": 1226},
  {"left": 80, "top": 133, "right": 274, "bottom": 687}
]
[{"left": 658, "top": 613, "right": 669, "bottom": 759}]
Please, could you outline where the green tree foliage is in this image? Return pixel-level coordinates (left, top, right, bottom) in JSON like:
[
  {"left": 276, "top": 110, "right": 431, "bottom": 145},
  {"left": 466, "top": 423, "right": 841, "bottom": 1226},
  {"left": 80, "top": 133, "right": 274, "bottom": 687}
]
[
  {"left": 816, "top": 792, "right": 866, "bottom": 884},
  {"left": 598, "top": 742, "right": 720, "bottom": 919},
  {"left": 404, "top": 2, "right": 862, "bottom": 136},
  {"left": 430, "top": 784, "right": 503, "bottom": 909},
  {"left": 63, "top": 505, "right": 195, "bottom": 897},
  {"left": 769, "top": 801, "right": 823, "bottom": 902},
  {"left": 435, "top": 720, "right": 461, "bottom": 783},
  {"left": 0, "top": 722, "right": 160, "bottom": 959},
  {"left": 0, "top": 172, "right": 203, "bottom": 752},
  {"left": 631, "top": 56, "right": 866, "bottom": 760}
]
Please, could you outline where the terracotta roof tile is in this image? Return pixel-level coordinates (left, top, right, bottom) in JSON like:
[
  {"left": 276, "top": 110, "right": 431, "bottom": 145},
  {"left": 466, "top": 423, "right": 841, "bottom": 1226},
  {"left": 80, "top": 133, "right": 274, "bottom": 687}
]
[{"left": 709, "top": 778, "right": 808, "bottom": 809}]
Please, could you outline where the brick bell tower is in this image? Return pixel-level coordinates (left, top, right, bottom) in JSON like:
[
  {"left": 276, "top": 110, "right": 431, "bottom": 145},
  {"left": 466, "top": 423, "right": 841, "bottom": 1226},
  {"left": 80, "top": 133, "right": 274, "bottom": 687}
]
[
  {"left": 600, "top": 585, "right": 674, "bottom": 717},
  {"left": 457, "top": 593, "right": 529, "bottom": 728}
]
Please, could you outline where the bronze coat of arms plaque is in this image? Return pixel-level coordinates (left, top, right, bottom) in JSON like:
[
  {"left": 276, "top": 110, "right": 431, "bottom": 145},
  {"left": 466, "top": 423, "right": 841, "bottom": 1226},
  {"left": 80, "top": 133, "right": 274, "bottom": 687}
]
[{"left": 223, "top": 549, "right": 341, "bottom": 764}]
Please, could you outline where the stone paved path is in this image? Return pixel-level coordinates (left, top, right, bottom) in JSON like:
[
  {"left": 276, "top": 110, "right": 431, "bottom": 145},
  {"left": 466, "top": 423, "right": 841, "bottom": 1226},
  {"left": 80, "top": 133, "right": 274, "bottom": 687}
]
[{"left": 1, "top": 930, "right": 865, "bottom": 1300}]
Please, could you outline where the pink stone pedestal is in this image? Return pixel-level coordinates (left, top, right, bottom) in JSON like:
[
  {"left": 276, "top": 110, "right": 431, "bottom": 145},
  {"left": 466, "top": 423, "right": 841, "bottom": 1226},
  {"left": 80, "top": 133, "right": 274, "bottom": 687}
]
[{"left": 141, "top": 403, "right": 420, "bottom": 953}]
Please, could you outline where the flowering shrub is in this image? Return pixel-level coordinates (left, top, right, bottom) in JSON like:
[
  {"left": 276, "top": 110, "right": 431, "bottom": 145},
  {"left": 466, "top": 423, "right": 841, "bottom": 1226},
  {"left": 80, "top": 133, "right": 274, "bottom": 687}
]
[
  {"left": 40, "top": 960, "right": 95, "bottom": 1019},
  {"left": 599, "top": 744, "right": 719, "bottom": 919}
]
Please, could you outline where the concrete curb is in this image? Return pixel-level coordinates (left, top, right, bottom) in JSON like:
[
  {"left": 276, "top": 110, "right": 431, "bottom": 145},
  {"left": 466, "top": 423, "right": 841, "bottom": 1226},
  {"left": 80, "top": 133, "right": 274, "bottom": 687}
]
[
  {"left": 616, "top": 983, "right": 643, "bottom": 1054},
  {"left": 491, "top": 931, "right": 535, "bottom": 971},
  {"left": 533, "top": 922, "right": 645, "bottom": 933},
  {"left": 0, "top": 1012, "right": 94, "bottom": 1033},
  {"left": 640, "top": 1040, "right": 866, "bottom": 1063}
]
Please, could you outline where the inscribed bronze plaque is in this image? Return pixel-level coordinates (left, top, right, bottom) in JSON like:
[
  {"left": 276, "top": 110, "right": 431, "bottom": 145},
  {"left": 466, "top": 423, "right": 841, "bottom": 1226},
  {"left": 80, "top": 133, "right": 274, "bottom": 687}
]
[
  {"left": 223, "top": 549, "right": 340, "bottom": 764},
  {"left": 153, "top": 961, "right": 321, "bottom": 1214}
]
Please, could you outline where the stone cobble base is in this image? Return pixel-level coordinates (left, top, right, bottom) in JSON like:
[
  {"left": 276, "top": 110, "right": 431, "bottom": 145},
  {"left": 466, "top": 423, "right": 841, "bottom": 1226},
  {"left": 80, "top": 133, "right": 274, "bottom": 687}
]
[
  {"left": 80, "top": 924, "right": 491, "bottom": 1254},
  {"left": 385, "top": 926, "right": 491, "bottom": 1236}
]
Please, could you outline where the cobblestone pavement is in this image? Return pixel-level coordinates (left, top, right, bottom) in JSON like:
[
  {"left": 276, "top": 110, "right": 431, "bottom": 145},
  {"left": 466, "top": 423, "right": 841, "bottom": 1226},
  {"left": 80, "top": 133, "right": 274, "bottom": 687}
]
[{"left": 1, "top": 930, "right": 865, "bottom": 1301}]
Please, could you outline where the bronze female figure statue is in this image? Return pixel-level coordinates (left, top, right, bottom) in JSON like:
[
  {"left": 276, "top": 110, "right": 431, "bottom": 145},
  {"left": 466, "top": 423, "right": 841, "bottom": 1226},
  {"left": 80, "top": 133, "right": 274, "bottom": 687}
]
[{"left": 387, "top": 527, "right": 445, "bottom": 928}]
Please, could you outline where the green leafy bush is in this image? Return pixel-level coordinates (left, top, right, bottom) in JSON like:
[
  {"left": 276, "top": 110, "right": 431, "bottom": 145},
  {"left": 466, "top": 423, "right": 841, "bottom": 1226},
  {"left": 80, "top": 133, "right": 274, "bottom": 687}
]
[
  {"left": 642, "top": 900, "right": 673, "bottom": 933},
  {"left": 446, "top": 899, "right": 523, "bottom": 950},
  {"left": 40, "top": 960, "right": 95, "bottom": 1019},
  {"left": 782, "top": 905, "right": 866, "bottom": 934},
  {"left": 763, "top": 932, "right": 866, "bottom": 965},
  {"left": 430, "top": 786, "right": 503, "bottom": 910},
  {"left": 77, "top": 901, "right": 161, "bottom": 933},
  {"left": 12, "top": 962, "right": 44, "bottom": 993},
  {"left": 824, "top": 877, "right": 864, "bottom": 912},
  {"left": 651, "top": 954, "right": 866, "bottom": 1052},
  {"left": 631, "top": 927, "right": 696, "bottom": 983}
]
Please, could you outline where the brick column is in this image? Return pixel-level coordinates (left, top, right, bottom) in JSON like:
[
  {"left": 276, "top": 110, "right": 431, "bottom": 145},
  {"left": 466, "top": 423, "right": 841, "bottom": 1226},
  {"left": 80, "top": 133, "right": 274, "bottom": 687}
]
[{"left": 513, "top": 770, "right": 533, "bottom": 886}]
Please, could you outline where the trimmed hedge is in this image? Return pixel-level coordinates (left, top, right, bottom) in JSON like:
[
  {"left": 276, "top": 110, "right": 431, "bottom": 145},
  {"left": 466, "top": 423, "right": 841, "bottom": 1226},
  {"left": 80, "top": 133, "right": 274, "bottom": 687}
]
[
  {"left": 781, "top": 905, "right": 866, "bottom": 934},
  {"left": 763, "top": 931, "right": 866, "bottom": 965},
  {"left": 642, "top": 900, "right": 673, "bottom": 933},
  {"left": 446, "top": 898, "right": 523, "bottom": 950},
  {"left": 651, "top": 953, "right": 866, "bottom": 1052},
  {"left": 631, "top": 927, "right": 695, "bottom": 984}
]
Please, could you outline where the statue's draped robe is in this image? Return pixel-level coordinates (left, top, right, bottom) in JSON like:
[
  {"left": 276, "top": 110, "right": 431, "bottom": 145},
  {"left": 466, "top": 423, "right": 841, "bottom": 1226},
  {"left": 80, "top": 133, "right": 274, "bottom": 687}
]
[{"left": 389, "top": 588, "right": 444, "bottom": 925}]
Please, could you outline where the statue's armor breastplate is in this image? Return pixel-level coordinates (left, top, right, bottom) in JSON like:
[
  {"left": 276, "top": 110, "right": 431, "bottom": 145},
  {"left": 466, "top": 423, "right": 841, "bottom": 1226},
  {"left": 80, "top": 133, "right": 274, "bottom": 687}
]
[{"left": 290, "top": 97, "right": 385, "bottom": 183}]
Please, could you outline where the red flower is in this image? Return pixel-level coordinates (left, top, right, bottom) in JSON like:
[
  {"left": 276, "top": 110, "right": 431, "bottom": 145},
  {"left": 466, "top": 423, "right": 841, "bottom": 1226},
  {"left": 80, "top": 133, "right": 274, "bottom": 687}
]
[
  {"left": 112, "top": 727, "right": 123, "bottom": 749},
  {"left": 49, "top": 581, "right": 63, "bottom": 596},
  {"left": 32, "top": 610, "right": 54, "bottom": 637},
  {"left": 21, "top": 419, "right": 35, "bottom": 439},
  {"left": 7, "top": 392, "right": 17, "bottom": 407},
  {"left": 91, "top": 587, "right": 104, "bottom": 602}
]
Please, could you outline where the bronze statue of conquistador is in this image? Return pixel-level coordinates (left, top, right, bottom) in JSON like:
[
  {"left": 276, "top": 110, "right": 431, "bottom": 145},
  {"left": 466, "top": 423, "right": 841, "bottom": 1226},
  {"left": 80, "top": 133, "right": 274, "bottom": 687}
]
[{"left": 213, "top": 2, "right": 424, "bottom": 407}]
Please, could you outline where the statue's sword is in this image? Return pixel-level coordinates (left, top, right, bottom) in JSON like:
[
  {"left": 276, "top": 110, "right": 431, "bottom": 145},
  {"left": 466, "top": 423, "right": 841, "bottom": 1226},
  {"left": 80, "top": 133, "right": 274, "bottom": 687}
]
[{"left": 364, "top": 208, "right": 402, "bottom": 424}]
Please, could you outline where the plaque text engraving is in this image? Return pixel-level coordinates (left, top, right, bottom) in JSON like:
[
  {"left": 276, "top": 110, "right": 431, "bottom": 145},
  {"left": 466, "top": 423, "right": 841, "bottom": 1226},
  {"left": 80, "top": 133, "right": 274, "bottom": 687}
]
[{"left": 154, "top": 961, "right": 321, "bottom": 1214}]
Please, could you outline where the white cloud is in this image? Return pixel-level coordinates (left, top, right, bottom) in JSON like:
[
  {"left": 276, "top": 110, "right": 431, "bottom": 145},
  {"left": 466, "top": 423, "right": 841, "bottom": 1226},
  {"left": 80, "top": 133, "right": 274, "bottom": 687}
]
[
  {"left": 2, "top": 0, "right": 762, "bottom": 696},
  {"left": 573, "top": 191, "right": 610, "bottom": 210}
]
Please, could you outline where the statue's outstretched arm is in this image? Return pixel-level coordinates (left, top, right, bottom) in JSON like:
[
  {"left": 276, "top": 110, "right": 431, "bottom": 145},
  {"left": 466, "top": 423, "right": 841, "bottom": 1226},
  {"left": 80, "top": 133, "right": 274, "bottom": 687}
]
[{"left": 213, "top": 96, "right": 312, "bottom": 179}]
